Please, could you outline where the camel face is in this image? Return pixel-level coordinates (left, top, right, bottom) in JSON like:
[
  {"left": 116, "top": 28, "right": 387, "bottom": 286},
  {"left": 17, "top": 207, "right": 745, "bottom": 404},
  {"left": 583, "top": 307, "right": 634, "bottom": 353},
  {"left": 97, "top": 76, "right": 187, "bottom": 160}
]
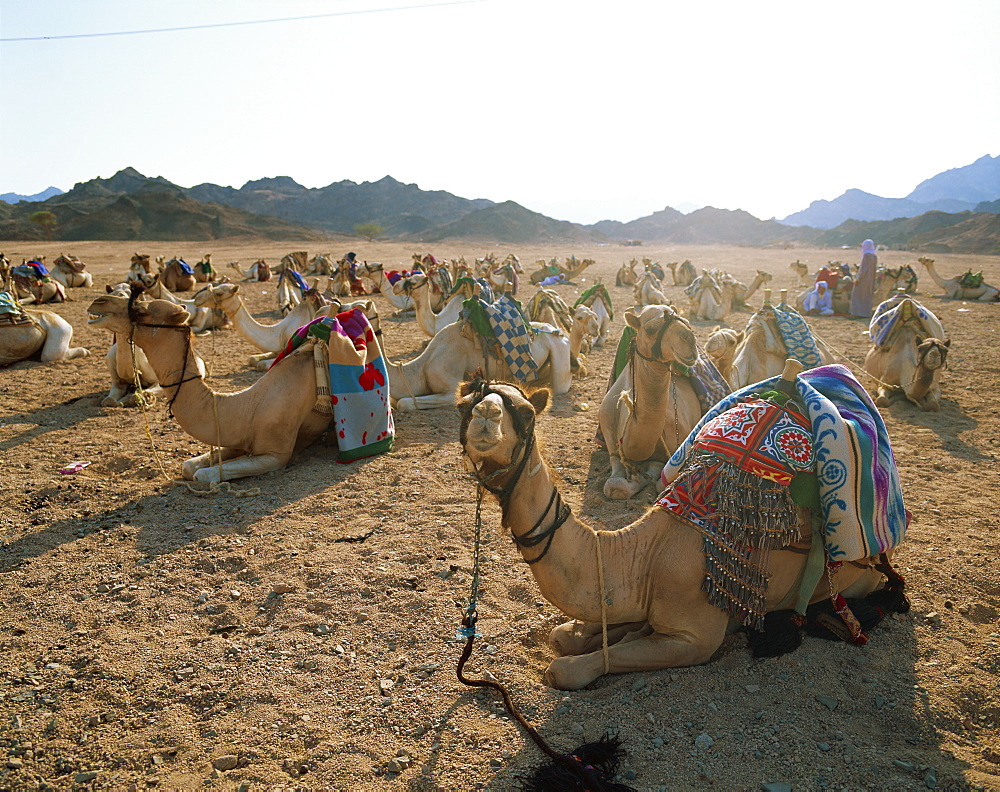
[
  {"left": 627, "top": 305, "right": 697, "bottom": 366},
  {"left": 193, "top": 282, "right": 239, "bottom": 309},
  {"left": 573, "top": 305, "right": 600, "bottom": 338},
  {"left": 457, "top": 381, "right": 547, "bottom": 478},
  {"left": 89, "top": 295, "right": 190, "bottom": 335}
]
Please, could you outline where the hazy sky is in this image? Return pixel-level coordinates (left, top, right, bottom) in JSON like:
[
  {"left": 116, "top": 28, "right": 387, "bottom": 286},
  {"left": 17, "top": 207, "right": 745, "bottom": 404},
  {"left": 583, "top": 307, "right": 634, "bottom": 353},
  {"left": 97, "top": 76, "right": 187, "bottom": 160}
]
[{"left": 2, "top": 0, "right": 998, "bottom": 224}]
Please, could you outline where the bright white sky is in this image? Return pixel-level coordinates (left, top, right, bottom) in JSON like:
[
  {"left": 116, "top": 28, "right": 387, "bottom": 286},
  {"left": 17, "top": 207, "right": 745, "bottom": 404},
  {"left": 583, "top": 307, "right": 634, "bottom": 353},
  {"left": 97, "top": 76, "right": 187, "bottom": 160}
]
[{"left": 2, "top": 0, "right": 998, "bottom": 224}]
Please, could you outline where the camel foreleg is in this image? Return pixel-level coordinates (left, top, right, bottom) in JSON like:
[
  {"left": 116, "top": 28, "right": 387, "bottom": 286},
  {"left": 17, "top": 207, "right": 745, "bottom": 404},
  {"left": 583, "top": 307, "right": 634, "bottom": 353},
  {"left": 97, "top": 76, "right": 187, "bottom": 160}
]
[
  {"left": 549, "top": 620, "right": 651, "bottom": 656},
  {"left": 543, "top": 622, "right": 727, "bottom": 690},
  {"left": 604, "top": 455, "right": 659, "bottom": 500},
  {"left": 185, "top": 451, "right": 290, "bottom": 483},
  {"left": 393, "top": 393, "right": 457, "bottom": 411}
]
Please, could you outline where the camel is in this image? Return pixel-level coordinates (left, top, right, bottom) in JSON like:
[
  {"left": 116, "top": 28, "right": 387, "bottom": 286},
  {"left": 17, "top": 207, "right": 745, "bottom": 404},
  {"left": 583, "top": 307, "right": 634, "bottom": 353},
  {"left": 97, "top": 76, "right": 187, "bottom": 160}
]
[
  {"left": 279, "top": 251, "right": 308, "bottom": 275},
  {"left": 528, "top": 289, "right": 574, "bottom": 335},
  {"left": 666, "top": 260, "right": 696, "bottom": 286},
  {"left": 789, "top": 260, "right": 810, "bottom": 285},
  {"left": 194, "top": 254, "right": 216, "bottom": 283},
  {"left": 457, "top": 375, "right": 903, "bottom": 689},
  {"left": 573, "top": 285, "right": 613, "bottom": 348},
  {"left": 864, "top": 296, "right": 950, "bottom": 411},
  {"left": 917, "top": 257, "right": 999, "bottom": 301},
  {"left": 359, "top": 262, "right": 414, "bottom": 312},
  {"left": 136, "top": 275, "right": 225, "bottom": 335},
  {"left": 51, "top": 254, "right": 93, "bottom": 288},
  {"left": 567, "top": 304, "right": 599, "bottom": 373},
  {"left": 730, "top": 292, "right": 834, "bottom": 389},
  {"left": 704, "top": 326, "right": 743, "bottom": 386},
  {"left": 633, "top": 270, "right": 667, "bottom": 307},
  {"left": 87, "top": 292, "right": 336, "bottom": 483},
  {"left": 228, "top": 259, "right": 272, "bottom": 282},
  {"left": 615, "top": 259, "right": 638, "bottom": 287},
  {"left": 730, "top": 269, "right": 772, "bottom": 307},
  {"left": 97, "top": 282, "right": 163, "bottom": 406},
  {"left": 0, "top": 302, "right": 89, "bottom": 367},
  {"left": 873, "top": 265, "right": 918, "bottom": 303},
  {"left": 193, "top": 282, "right": 334, "bottom": 370},
  {"left": 392, "top": 272, "right": 467, "bottom": 337},
  {"left": 685, "top": 270, "right": 734, "bottom": 321},
  {"left": 387, "top": 314, "right": 572, "bottom": 411},
  {"left": 486, "top": 262, "right": 519, "bottom": 296},
  {"left": 8, "top": 257, "right": 65, "bottom": 305},
  {"left": 158, "top": 258, "right": 197, "bottom": 293},
  {"left": 277, "top": 269, "right": 311, "bottom": 316},
  {"left": 306, "top": 253, "right": 334, "bottom": 277},
  {"left": 598, "top": 305, "right": 709, "bottom": 499},
  {"left": 127, "top": 253, "right": 153, "bottom": 284}
]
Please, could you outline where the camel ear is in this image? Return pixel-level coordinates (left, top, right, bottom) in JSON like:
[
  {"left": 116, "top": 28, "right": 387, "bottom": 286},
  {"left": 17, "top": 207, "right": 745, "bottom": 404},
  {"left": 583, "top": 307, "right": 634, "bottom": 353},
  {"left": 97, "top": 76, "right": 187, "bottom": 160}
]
[
  {"left": 105, "top": 284, "right": 114, "bottom": 294},
  {"left": 527, "top": 388, "right": 550, "bottom": 414},
  {"left": 736, "top": 330, "right": 745, "bottom": 343},
  {"left": 944, "top": 338, "right": 951, "bottom": 347},
  {"left": 915, "top": 336, "right": 924, "bottom": 345},
  {"left": 624, "top": 307, "right": 641, "bottom": 329}
]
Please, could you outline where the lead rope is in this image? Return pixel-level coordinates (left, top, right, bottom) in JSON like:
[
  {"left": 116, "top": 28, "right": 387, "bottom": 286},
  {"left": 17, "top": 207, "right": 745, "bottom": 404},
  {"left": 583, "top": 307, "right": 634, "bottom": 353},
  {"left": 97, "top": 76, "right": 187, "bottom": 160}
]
[
  {"left": 596, "top": 530, "right": 610, "bottom": 675},
  {"left": 455, "top": 486, "right": 611, "bottom": 791}
]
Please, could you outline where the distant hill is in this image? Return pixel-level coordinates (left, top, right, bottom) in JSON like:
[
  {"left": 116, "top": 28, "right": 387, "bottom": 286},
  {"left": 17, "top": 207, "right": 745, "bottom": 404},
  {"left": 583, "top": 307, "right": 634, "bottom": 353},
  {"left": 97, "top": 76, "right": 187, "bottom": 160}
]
[
  {"left": 814, "top": 210, "right": 1000, "bottom": 255},
  {"left": 0, "top": 172, "right": 324, "bottom": 242},
  {"left": 0, "top": 186, "right": 64, "bottom": 204},
  {"left": 413, "top": 201, "right": 609, "bottom": 244},
  {"left": 589, "top": 206, "right": 814, "bottom": 246},
  {"left": 782, "top": 155, "right": 1000, "bottom": 228},
  {"left": 187, "top": 174, "right": 494, "bottom": 235}
]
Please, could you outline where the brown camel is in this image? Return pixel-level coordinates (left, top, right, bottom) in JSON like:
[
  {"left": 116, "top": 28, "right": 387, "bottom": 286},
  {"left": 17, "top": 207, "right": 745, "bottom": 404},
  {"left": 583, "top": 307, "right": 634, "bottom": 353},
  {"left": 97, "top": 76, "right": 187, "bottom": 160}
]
[
  {"left": 598, "top": 305, "right": 708, "bottom": 499},
  {"left": 458, "top": 378, "right": 899, "bottom": 689},
  {"left": 158, "top": 258, "right": 197, "bottom": 293},
  {"left": 703, "top": 326, "right": 743, "bottom": 386},
  {"left": 87, "top": 292, "right": 331, "bottom": 483},
  {"left": 667, "top": 260, "right": 696, "bottom": 286}
]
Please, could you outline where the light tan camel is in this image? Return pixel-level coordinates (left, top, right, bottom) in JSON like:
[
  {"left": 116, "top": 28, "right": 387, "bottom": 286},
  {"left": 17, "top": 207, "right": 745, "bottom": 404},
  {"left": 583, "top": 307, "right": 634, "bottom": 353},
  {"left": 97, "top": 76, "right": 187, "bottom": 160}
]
[
  {"left": 0, "top": 309, "right": 89, "bottom": 367},
  {"left": 87, "top": 292, "right": 331, "bottom": 483},
  {"left": 730, "top": 294, "right": 834, "bottom": 389},
  {"left": 864, "top": 297, "right": 950, "bottom": 411},
  {"left": 9, "top": 258, "right": 65, "bottom": 305},
  {"left": 917, "top": 257, "right": 999, "bottom": 301},
  {"left": 359, "top": 262, "right": 414, "bottom": 312},
  {"left": 228, "top": 259, "right": 272, "bottom": 282},
  {"left": 873, "top": 265, "right": 918, "bottom": 303},
  {"left": 193, "top": 283, "right": 332, "bottom": 370},
  {"left": 51, "top": 254, "right": 93, "bottom": 288},
  {"left": 97, "top": 283, "right": 164, "bottom": 407},
  {"left": 731, "top": 270, "right": 772, "bottom": 307},
  {"left": 458, "top": 378, "right": 895, "bottom": 689},
  {"left": 392, "top": 272, "right": 467, "bottom": 337},
  {"left": 633, "top": 270, "right": 667, "bottom": 307},
  {"left": 567, "top": 304, "right": 599, "bottom": 374},
  {"left": 279, "top": 251, "right": 307, "bottom": 275},
  {"left": 387, "top": 319, "right": 572, "bottom": 411},
  {"left": 527, "top": 289, "right": 573, "bottom": 334},
  {"left": 667, "top": 260, "right": 696, "bottom": 286},
  {"left": 158, "top": 258, "right": 197, "bottom": 293},
  {"left": 599, "top": 305, "right": 708, "bottom": 499},
  {"left": 686, "top": 270, "right": 735, "bottom": 321},
  {"left": 704, "top": 326, "right": 743, "bottom": 386},
  {"left": 127, "top": 253, "right": 152, "bottom": 284},
  {"left": 137, "top": 275, "right": 225, "bottom": 335},
  {"left": 789, "top": 260, "right": 811, "bottom": 285},
  {"left": 306, "top": 253, "right": 334, "bottom": 277}
]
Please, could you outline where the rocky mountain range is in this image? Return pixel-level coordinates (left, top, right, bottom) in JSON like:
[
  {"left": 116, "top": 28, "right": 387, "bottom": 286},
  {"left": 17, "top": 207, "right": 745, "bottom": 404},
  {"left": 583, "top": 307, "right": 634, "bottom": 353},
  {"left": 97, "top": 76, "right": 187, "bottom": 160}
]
[{"left": 1, "top": 158, "right": 998, "bottom": 253}]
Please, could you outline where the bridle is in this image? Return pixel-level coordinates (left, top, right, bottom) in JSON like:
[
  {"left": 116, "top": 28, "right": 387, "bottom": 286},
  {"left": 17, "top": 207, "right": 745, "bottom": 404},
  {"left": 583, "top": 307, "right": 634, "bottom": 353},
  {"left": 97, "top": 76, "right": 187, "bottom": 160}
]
[{"left": 459, "top": 379, "right": 570, "bottom": 565}]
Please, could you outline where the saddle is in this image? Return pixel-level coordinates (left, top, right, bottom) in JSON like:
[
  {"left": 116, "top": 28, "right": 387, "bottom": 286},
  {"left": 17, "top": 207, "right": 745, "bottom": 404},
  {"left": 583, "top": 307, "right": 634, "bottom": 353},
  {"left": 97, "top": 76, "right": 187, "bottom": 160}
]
[
  {"left": 0, "top": 291, "right": 32, "bottom": 326},
  {"left": 959, "top": 270, "right": 984, "bottom": 289}
]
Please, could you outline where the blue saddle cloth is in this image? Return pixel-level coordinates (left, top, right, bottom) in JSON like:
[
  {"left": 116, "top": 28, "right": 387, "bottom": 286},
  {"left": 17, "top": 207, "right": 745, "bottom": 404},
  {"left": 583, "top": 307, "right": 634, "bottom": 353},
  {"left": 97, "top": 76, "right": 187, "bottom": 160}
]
[{"left": 175, "top": 258, "right": 194, "bottom": 276}]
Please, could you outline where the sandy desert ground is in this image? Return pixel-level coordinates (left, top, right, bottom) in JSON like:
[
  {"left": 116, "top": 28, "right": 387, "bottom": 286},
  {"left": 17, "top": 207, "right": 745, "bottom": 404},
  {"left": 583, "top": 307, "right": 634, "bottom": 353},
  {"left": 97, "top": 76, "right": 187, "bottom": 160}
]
[{"left": 0, "top": 239, "right": 998, "bottom": 791}]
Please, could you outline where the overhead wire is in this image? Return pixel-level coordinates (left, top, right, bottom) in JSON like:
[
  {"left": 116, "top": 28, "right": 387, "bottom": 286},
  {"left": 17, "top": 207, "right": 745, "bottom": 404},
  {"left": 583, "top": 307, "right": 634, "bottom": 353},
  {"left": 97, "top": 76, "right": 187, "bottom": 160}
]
[{"left": 1, "top": 0, "right": 486, "bottom": 42}]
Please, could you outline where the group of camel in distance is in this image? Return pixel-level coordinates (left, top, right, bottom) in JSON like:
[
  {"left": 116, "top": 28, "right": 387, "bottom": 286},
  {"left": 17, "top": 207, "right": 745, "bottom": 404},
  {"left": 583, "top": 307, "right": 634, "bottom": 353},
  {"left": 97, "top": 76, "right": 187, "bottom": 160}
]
[{"left": 0, "top": 243, "right": 988, "bottom": 687}]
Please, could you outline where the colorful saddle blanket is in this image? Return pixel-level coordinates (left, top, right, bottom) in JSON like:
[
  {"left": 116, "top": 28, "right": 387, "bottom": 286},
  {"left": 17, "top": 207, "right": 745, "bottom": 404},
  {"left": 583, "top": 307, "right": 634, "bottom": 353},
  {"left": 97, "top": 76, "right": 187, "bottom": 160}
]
[
  {"left": 270, "top": 308, "right": 394, "bottom": 462},
  {"left": 0, "top": 291, "right": 31, "bottom": 326},
  {"left": 771, "top": 304, "right": 822, "bottom": 366},
  {"left": 664, "top": 364, "right": 908, "bottom": 562},
  {"left": 461, "top": 293, "right": 537, "bottom": 383},
  {"left": 574, "top": 283, "right": 614, "bottom": 320},
  {"left": 284, "top": 269, "right": 309, "bottom": 293},
  {"left": 959, "top": 270, "right": 983, "bottom": 289},
  {"left": 869, "top": 295, "right": 945, "bottom": 348},
  {"left": 174, "top": 259, "right": 195, "bottom": 276}
]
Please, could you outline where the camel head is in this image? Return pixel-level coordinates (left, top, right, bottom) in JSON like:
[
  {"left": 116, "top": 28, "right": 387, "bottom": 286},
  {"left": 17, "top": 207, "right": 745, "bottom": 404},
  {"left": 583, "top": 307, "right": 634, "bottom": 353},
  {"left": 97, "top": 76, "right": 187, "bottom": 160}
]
[
  {"left": 625, "top": 304, "right": 697, "bottom": 367},
  {"left": 916, "top": 337, "right": 950, "bottom": 372},
  {"left": 457, "top": 377, "right": 549, "bottom": 488},
  {"left": 193, "top": 282, "right": 239, "bottom": 310},
  {"left": 704, "top": 326, "right": 742, "bottom": 359},
  {"left": 89, "top": 289, "right": 190, "bottom": 336},
  {"left": 572, "top": 304, "right": 600, "bottom": 337},
  {"left": 917, "top": 257, "right": 935, "bottom": 269},
  {"left": 392, "top": 271, "right": 428, "bottom": 297}
]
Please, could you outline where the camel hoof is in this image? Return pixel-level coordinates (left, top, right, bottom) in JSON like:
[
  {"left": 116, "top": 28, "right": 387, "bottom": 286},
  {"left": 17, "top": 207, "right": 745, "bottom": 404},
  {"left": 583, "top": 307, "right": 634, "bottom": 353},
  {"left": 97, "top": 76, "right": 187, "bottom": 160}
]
[
  {"left": 604, "top": 477, "right": 645, "bottom": 500},
  {"left": 192, "top": 467, "right": 222, "bottom": 484},
  {"left": 394, "top": 398, "right": 416, "bottom": 412},
  {"left": 543, "top": 657, "right": 597, "bottom": 691},
  {"left": 875, "top": 395, "right": 891, "bottom": 408}
]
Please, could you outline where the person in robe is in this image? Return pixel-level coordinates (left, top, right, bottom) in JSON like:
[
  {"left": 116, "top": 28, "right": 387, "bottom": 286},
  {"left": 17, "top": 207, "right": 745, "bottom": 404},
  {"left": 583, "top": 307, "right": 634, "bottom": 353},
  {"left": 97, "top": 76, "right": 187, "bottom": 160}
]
[
  {"left": 850, "top": 239, "right": 878, "bottom": 317},
  {"left": 803, "top": 281, "right": 834, "bottom": 315}
]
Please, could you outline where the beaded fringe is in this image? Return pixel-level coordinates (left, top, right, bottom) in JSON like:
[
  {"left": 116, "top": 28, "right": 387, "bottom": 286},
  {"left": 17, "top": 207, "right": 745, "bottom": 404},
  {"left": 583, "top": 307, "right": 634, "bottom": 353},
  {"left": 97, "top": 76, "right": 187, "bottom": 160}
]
[{"left": 672, "top": 450, "right": 803, "bottom": 630}]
